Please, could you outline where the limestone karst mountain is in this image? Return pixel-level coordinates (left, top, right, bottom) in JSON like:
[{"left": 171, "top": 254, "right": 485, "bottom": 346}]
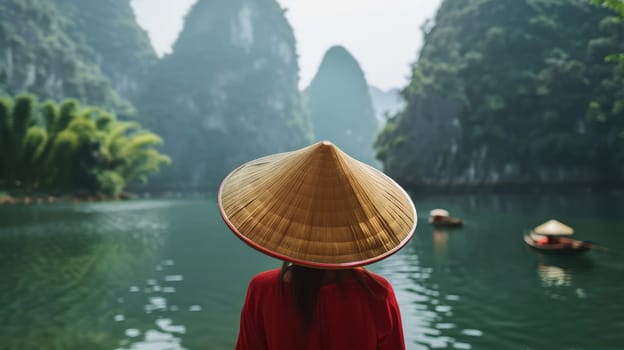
[
  {"left": 138, "top": 0, "right": 311, "bottom": 187},
  {"left": 306, "top": 46, "right": 378, "bottom": 166},
  {"left": 0, "top": 0, "right": 155, "bottom": 116},
  {"left": 376, "top": 0, "right": 624, "bottom": 187},
  {"left": 369, "top": 85, "right": 403, "bottom": 128}
]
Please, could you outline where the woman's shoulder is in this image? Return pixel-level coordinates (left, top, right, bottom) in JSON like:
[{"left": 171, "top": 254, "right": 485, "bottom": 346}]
[
  {"left": 363, "top": 269, "right": 391, "bottom": 284},
  {"left": 350, "top": 268, "right": 395, "bottom": 297},
  {"left": 353, "top": 268, "right": 391, "bottom": 285},
  {"left": 248, "top": 269, "right": 281, "bottom": 288}
]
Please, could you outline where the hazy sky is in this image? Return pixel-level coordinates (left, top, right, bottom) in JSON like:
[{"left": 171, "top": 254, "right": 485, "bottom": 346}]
[{"left": 131, "top": 0, "right": 442, "bottom": 90}]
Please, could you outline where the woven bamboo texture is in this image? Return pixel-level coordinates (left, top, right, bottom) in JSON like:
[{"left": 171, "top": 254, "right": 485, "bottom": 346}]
[{"left": 218, "top": 141, "right": 417, "bottom": 267}]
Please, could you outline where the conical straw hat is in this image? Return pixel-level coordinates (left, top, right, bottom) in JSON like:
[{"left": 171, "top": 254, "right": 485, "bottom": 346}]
[
  {"left": 532, "top": 219, "right": 574, "bottom": 236},
  {"left": 218, "top": 141, "right": 417, "bottom": 268}
]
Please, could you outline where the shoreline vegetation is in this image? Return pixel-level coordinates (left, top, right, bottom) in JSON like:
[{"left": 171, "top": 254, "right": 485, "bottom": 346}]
[
  {"left": 403, "top": 181, "right": 624, "bottom": 195},
  {"left": 0, "top": 189, "right": 215, "bottom": 206},
  {"left": 0, "top": 191, "right": 135, "bottom": 205},
  {"left": 0, "top": 94, "right": 170, "bottom": 200},
  {"left": 2, "top": 180, "right": 621, "bottom": 207}
]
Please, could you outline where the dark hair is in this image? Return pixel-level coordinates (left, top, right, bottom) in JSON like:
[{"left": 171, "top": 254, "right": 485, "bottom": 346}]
[{"left": 279, "top": 262, "right": 387, "bottom": 330}]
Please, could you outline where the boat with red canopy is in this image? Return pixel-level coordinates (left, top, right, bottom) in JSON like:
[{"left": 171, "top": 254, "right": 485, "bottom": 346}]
[{"left": 524, "top": 219, "right": 592, "bottom": 253}]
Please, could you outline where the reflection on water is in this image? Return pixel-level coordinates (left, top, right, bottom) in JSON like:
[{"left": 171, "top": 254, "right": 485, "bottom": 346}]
[
  {"left": 1, "top": 195, "right": 624, "bottom": 349},
  {"left": 375, "top": 194, "right": 624, "bottom": 349},
  {"left": 534, "top": 258, "right": 595, "bottom": 302},
  {"left": 118, "top": 329, "right": 187, "bottom": 350},
  {"left": 375, "top": 245, "right": 481, "bottom": 350},
  {"left": 116, "top": 258, "right": 190, "bottom": 350},
  {"left": 433, "top": 229, "right": 448, "bottom": 262},
  {"left": 537, "top": 264, "right": 572, "bottom": 288}
]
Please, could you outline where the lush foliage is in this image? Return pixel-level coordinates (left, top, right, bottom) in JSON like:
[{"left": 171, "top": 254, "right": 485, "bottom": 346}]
[
  {"left": 0, "top": 94, "right": 170, "bottom": 196},
  {"left": 593, "top": 0, "right": 624, "bottom": 61},
  {"left": 593, "top": 0, "right": 624, "bottom": 17},
  {"left": 376, "top": 0, "right": 624, "bottom": 186},
  {"left": 306, "top": 46, "right": 378, "bottom": 166},
  {"left": 139, "top": 0, "right": 311, "bottom": 187}
]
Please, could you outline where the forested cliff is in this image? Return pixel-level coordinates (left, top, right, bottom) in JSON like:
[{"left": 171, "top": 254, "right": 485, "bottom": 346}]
[
  {"left": 140, "top": 0, "right": 311, "bottom": 187},
  {"left": 0, "top": 0, "right": 311, "bottom": 190},
  {"left": 0, "top": 0, "right": 154, "bottom": 117},
  {"left": 53, "top": 0, "right": 158, "bottom": 101},
  {"left": 376, "top": 0, "right": 624, "bottom": 188}
]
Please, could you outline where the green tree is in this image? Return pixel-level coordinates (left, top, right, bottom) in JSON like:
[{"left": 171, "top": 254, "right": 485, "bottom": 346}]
[
  {"left": 593, "top": 0, "right": 624, "bottom": 61},
  {"left": 0, "top": 95, "right": 170, "bottom": 196},
  {"left": 96, "top": 119, "right": 170, "bottom": 195},
  {"left": 0, "top": 97, "right": 13, "bottom": 182}
]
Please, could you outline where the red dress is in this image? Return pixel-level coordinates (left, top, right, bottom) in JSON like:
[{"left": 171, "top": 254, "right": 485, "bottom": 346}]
[{"left": 236, "top": 268, "right": 406, "bottom": 350}]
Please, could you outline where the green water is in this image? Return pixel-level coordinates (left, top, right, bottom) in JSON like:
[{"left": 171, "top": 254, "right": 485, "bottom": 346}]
[{"left": 0, "top": 194, "right": 623, "bottom": 350}]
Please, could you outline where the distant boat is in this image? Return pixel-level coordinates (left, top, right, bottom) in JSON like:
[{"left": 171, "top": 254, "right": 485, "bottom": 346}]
[
  {"left": 429, "top": 209, "right": 463, "bottom": 227},
  {"left": 524, "top": 219, "right": 591, "bottom": 254}
]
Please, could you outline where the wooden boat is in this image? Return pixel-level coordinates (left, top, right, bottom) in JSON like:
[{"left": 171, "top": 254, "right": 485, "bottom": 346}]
[
  {"left": 524, "top": 232, "right": 592, "bottom": 253},
  {"left": 430, "top": 216, "right": 464, "bottom": 227},
  {"left": 429, "top": 209, "right": 463, "bottom": 227},
  {"left": 524, "top": 219, "right": 592, "bottom": 253}
]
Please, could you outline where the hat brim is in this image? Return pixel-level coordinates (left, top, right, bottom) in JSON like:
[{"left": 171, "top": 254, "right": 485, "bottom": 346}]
[
  {"left": 218, "top": 142, "right": 417, "bottom": 269},
  {"left": 218, "top": 164, "right": 417, "bottom": 269}
]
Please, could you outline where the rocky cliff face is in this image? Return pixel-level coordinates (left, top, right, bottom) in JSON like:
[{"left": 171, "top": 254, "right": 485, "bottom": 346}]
[
  {"left": 139, "top": 0, "right": 311, "bottom": 187},
  {"left": 306, "top": 46, "right": 378, "bottom": 166},
  {"left": 0, "top": 0, "right": 154, "bottom": 116},
  {"left": 53, "top": 0, "right": 157, "bottom": 100},
  {"left": 376, "top": 0, "right": 624, "bottom": 187},
  {"left": 369, "top": 86, "right": 403, "bottom": 128}
]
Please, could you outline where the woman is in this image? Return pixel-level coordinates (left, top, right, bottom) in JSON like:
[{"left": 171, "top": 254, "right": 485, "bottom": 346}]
[{"left": 218, "top": 141, "right": 417, "bottom": 350}]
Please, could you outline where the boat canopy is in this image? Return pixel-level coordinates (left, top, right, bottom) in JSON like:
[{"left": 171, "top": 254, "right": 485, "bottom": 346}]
[
  {"left": 429, "top": 209, "right": 450, "bottom": 217},
  {"left": 532, "top": 219, "right": 574, "bottom": 236}
]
